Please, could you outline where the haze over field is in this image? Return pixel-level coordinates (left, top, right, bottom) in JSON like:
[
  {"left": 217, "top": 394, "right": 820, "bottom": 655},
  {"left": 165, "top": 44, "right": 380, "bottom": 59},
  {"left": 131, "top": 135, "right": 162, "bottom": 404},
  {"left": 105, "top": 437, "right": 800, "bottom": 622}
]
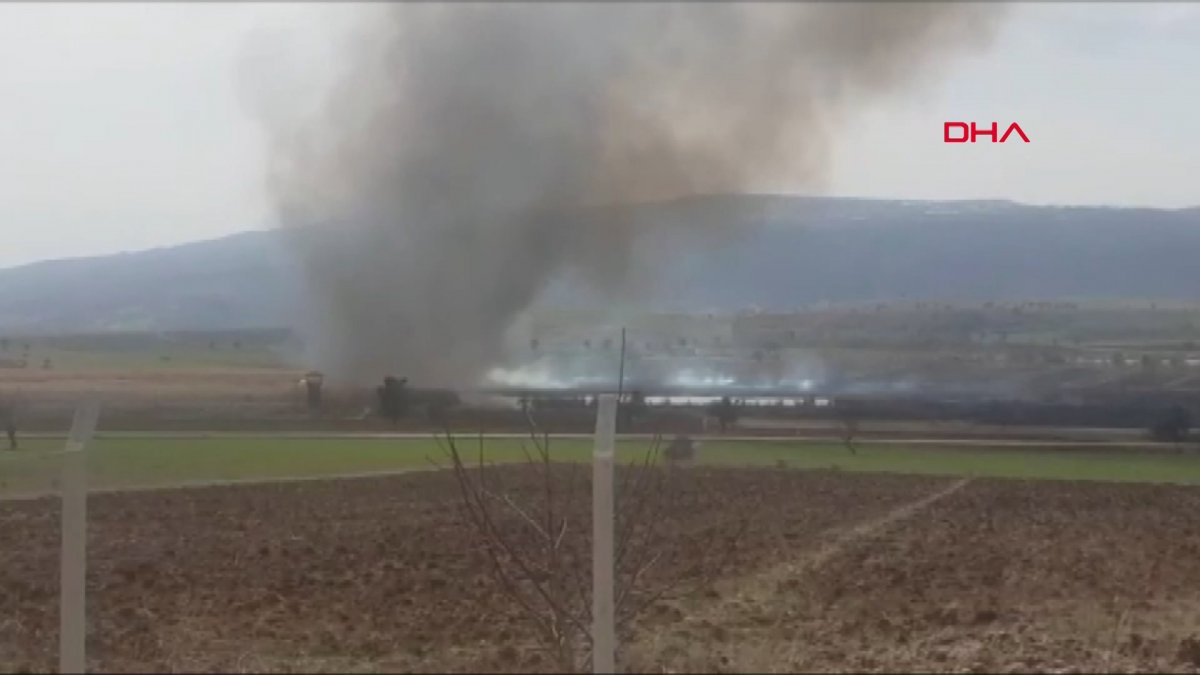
[
  {"left": 0, "top": 3, "right": 1195, "bottom": 388},
  {"left": 6, "top": 8, "right": 1200, "bottom": 674},
  {"left": 243, "top": 3, "right": 1010, "bottom": 385}
]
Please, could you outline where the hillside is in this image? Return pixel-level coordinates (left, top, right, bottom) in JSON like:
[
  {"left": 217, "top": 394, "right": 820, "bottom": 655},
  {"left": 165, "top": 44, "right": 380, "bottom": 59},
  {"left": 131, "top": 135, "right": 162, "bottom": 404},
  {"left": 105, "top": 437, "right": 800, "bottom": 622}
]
[
  {"left": 1, "top": 197, "right": 1197, "bottom": 333},
  {"left": 0, "top": 230, "right": 305, "bottom": 333},
  {"left": 621, "top": 197, "right": 1200, "bottom": 310}
]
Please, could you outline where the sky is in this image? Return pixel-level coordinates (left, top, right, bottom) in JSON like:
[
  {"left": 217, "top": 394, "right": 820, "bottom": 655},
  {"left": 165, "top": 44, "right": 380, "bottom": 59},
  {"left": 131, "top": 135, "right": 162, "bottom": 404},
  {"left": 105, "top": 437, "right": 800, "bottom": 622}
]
[{"left": 0, "top": 2, "right": 1197, "bottom": 269}]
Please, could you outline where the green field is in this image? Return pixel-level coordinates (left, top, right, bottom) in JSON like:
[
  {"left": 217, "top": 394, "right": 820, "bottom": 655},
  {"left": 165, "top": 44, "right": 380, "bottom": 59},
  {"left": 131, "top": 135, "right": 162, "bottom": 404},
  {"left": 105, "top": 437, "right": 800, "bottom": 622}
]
[{"left": 2, "top": 436, "right": 1200, "bottom": 497}]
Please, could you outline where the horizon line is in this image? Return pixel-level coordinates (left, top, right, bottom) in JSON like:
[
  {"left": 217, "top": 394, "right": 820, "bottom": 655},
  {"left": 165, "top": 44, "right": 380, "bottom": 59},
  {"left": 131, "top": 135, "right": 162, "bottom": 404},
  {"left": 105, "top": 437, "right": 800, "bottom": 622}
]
[{"left": 1, "top": 193, "right": 1195, "bottom": 273}]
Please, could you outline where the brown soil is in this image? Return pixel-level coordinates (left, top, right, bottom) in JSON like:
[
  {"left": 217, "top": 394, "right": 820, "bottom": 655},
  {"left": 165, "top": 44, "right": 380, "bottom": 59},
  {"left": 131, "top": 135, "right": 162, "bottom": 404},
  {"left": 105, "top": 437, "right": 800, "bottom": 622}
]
[
  {"left": 632, "top": 478, "right": 1200, "bottom": 673},
  {"left": 2, "top": 469, "right": 1199, "bottom": 673}
]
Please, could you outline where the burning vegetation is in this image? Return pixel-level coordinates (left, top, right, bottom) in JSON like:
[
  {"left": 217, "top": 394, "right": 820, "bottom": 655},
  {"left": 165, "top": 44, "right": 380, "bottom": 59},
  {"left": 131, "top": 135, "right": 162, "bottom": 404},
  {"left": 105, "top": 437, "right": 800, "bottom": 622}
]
[{"left": 244, "top": 2, "right": 1008, "bottom": 388}]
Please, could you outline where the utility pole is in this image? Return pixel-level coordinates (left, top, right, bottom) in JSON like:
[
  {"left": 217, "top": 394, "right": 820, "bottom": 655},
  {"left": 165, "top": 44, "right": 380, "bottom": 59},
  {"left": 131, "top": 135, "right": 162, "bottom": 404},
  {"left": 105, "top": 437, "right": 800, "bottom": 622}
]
[{"left": 616, "top": 327, "right": 627, "bottom": 400}]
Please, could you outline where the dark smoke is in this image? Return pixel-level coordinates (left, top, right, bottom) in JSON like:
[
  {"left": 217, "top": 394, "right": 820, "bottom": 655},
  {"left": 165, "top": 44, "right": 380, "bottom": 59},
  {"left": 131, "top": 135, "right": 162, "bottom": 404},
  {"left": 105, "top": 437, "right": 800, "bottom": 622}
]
[{"left": 247, "top": 2, "right": 1007, "bottom": 386}]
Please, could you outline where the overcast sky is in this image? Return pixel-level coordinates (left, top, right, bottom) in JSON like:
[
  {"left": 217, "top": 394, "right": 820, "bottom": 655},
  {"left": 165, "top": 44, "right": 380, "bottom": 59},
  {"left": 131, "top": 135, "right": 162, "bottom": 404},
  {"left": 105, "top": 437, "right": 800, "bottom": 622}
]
[{"left": 1, "top": 2, "right": 1196, "bottom": 269}]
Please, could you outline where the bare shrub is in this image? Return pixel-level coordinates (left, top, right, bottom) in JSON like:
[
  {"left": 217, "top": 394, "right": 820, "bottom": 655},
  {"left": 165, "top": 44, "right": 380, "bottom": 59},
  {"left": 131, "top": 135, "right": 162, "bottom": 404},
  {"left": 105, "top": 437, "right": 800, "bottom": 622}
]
[
  {"left": 663, "top": 435, "right": 696, "bottom": 463},
  {"left": 434, "top": 420, "right": 746, "bottom": 672}
]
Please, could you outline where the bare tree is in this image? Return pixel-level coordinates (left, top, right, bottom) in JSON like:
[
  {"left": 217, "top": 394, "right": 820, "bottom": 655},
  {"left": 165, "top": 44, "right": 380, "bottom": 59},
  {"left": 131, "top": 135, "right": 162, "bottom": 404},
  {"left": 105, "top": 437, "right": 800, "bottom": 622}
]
[
  {"left": 836, "top": 405, "right": 859, "bottom": 456},
  {"left": 433, "top": 419, "right": 747, "bottom": 672},
  {"left": 840, "top": 417, "right": 858, "bottom": 455}
]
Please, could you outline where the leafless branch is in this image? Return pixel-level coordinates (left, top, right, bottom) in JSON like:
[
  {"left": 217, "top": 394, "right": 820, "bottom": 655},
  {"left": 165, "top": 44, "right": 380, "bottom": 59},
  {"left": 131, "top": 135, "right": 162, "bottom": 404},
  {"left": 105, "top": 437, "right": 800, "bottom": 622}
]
[
  {"left": 840, "top": 414, "right": 859, "bottom": 455},
  {"left": 437, "top": 416, "right": 748, "bottom": 672}
]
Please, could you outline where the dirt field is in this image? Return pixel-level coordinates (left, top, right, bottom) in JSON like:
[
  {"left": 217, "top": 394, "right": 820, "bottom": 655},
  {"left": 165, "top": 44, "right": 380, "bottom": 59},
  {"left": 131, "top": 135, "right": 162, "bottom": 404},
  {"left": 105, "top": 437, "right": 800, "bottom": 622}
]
[{"left": 2, "top": 467, "right": 1199, "bottom": 673}]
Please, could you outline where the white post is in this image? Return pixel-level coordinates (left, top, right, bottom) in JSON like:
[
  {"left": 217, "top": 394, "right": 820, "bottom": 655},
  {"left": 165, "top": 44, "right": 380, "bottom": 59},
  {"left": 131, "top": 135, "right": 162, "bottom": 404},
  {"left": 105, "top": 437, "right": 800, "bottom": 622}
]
[
  {"left": 61, "top": 399, "right": 100, "bottom": 675},
  {"left": 592, "top": 394, "right": 617, "bottom": 674}
]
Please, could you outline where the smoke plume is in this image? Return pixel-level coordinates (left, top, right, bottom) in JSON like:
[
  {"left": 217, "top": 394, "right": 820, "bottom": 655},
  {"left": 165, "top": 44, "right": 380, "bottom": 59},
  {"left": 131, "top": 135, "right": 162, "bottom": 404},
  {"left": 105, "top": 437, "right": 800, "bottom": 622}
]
[{"left": 248, "top": 2, "right": 1007, "bottom": 386}]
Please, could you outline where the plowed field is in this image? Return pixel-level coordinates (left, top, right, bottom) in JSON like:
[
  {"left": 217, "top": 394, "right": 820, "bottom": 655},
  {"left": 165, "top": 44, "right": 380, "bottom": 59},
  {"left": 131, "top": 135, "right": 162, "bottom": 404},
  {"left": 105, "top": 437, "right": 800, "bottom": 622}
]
[{"left": 2, "top": 467, "right": 1199, "bottom": 673}]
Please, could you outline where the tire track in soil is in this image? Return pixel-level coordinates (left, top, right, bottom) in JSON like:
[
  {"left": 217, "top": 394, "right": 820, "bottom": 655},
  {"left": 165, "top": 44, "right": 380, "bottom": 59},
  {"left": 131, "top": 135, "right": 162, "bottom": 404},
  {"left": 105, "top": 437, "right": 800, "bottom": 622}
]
[{"left": 627, "top": 476, "right": 973, "bottom": 672}]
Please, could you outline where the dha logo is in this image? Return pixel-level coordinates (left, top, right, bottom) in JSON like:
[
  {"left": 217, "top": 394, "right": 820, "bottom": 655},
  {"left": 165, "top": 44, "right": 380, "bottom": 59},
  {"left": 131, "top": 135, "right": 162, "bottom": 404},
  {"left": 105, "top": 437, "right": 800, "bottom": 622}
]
[{"left": 944, "top": 122, "right": 1030, "bottom": 144}]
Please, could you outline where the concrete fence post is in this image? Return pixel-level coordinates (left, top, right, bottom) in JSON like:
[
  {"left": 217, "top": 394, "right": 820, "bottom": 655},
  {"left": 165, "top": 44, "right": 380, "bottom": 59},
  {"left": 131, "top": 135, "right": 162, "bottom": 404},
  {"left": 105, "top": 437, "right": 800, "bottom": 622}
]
[
  {"left": 592, "top": 394, "right": 617, "bottom": 673},
  {"left": 60, "top": 399, "right": 100, "bottom": 675}
]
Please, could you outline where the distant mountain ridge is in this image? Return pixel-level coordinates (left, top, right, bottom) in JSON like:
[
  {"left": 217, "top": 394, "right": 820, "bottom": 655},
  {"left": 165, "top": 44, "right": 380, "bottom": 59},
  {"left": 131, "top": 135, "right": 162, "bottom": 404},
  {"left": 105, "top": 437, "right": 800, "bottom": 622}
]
[
  {"left": 1, "top": 196, "right": 1197, "bottom": 333},
  {"left": 0, "top": 230, "right": 304, "bottom": 333}
]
